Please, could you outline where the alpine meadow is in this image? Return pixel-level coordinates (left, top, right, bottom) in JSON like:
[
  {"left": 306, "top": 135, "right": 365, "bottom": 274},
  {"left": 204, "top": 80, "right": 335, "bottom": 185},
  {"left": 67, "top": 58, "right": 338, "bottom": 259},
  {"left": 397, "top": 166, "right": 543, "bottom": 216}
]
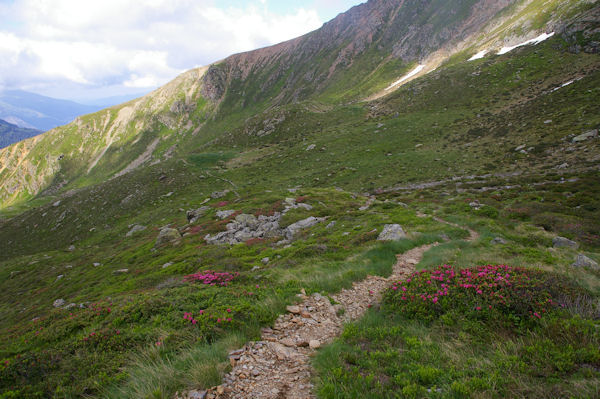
[{"left": 0, "top": 0, "right": 599, "bottom": 398}]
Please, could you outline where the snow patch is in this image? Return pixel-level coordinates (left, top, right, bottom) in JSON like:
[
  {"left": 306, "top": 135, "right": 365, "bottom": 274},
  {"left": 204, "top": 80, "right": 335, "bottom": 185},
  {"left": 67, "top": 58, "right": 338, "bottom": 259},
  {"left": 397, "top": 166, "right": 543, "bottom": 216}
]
[
  {"left": 497, "top": 32, "right": 555, "bottom": 55},
  {"left": 551, "top": 77, "right": 582, "bottom": 92},
  {"left": 386, "top": 65, "right": 425, "bottom": 91},
  {"left": 468, "top": 50, "right": 488, "bottom": 61}
]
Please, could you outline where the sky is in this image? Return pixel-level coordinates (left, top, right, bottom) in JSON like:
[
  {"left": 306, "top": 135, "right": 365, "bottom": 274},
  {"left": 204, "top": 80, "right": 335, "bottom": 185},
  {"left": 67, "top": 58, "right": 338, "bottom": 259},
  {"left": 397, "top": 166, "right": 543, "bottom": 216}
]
[{"left": 0, "top": 0, "right": 364, "bottom": 103}]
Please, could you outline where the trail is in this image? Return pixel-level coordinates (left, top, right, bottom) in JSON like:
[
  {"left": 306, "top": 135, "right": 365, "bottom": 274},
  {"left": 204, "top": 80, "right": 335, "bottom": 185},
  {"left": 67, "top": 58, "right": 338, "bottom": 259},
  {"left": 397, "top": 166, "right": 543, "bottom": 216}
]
[{"left": 188, "top": 216, "right": 478, "bottom": 399}]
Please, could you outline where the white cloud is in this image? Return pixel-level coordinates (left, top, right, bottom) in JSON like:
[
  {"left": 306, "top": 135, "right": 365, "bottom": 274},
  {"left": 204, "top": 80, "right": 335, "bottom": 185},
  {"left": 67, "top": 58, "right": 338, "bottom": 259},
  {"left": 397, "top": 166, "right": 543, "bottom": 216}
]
[{"left": 0, "top": 0, "right": 323, "bottom": 99}]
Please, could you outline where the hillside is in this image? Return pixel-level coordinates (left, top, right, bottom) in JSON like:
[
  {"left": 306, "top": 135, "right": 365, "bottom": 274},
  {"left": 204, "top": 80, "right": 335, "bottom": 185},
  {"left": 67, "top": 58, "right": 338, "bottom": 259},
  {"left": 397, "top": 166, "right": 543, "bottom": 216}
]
[
  {"left": 0, "top": 119, "right": 42, "bottom": 149},
  {"left": 1, "top": 0, "right": 595, "bottom": 209},
  {"left": 0, "top": 0, "right": 599, "bottom": 398}
]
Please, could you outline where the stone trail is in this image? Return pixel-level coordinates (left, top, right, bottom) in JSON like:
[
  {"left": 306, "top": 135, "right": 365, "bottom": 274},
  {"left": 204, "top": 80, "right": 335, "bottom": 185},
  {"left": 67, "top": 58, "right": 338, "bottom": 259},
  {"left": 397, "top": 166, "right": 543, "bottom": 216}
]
[{"left": 196, "top": 245, "right": 433, "bottom": 399}]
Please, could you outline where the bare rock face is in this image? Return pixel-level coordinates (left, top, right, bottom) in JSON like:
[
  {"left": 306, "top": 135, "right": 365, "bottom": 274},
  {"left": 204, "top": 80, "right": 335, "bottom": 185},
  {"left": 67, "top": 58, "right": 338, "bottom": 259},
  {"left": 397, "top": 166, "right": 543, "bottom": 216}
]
[
  {"left": 155, "top": 227, "right": 182, "bottom": 247},
  {"left": 377, "top": 224, "right": 406, "bottom": 241},
  {"left": 201, "top": 65, "right": 227, "bottom": 101}
]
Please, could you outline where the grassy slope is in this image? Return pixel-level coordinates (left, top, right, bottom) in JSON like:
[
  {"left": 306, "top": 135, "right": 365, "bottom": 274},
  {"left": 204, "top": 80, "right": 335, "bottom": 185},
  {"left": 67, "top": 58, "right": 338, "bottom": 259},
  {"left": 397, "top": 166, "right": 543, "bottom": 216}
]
[{"left": 0, "top": 35, "right": 598, "bottom": 397}]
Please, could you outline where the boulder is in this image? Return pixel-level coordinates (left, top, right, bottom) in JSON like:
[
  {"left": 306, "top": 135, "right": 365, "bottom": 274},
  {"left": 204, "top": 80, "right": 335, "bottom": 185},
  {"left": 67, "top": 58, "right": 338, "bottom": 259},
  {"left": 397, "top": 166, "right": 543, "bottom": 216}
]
[
  {"left": 572, "top": 254, "right": 599, "bottom": 269},
  {"left": 552, "top": 236, "right": 579, "bottom": 249},
  {"left": 113, "top": 269, "right": 129, "bottom": 274},
  {"left": 285, "top": 217, "right": 324, "bottom": 239},
  {"left": 491, "top": 237, "right": 507, "bottom": 245},
  {"left": 186, "top": 206, "right": 211, "bottom": 223},
  {"left": 155, "top": 227, "right": 182, "bottom": 247},
  {"left": 377, "top": 224, "right": 406, "bottom": 241},
  {"left": 211, "top": 190, "right": 230, "bottom": 199},
  {"left": 53, "top": 299, "right": 66, "bottom": 308},
  {"left": 216, "top": 210, "right": 236, "bottom": 219},
  {"left": 572, "top": 129, "right": 598, "bottom": 143},
  {"left": 126, "top": 225, "right": 146, "bottom": 237}
]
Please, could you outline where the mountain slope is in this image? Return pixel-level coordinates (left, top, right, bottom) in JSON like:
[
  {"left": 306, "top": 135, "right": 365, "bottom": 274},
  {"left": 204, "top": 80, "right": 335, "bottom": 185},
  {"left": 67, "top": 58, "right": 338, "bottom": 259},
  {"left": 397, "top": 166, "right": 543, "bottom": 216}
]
[
  {"left": 0, "top": 0, "right": 599, "bottom": 397},
  {"left": 0, "top": 119, "right": 42, "bottom": 149},
  {"left": 3, "top": 0, "right": 595, "bottom": 209}
]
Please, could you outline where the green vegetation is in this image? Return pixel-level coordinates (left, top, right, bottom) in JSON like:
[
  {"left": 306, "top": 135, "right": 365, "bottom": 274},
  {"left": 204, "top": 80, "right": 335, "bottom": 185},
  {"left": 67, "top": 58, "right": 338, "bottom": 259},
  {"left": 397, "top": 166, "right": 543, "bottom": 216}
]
[{"left": 0, "top": 1, "right": 599, "bottom": 397}]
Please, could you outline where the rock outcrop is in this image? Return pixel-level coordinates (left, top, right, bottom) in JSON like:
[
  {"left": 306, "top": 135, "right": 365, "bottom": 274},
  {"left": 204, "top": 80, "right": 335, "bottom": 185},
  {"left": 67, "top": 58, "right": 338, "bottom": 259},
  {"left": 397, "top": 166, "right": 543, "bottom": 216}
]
[
  {"left": 377, "top": 224, "right": 406, "bottom": 241},
  {"left": 553, "top": 236, "right": 579, "bottom": 249},
  {"left": 155, "top": 227, "right": 182, "bottom": 247}
]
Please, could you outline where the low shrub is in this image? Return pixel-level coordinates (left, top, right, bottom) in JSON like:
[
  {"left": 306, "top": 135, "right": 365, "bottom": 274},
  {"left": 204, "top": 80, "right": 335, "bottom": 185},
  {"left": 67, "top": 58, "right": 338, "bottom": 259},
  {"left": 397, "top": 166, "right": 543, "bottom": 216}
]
[{"left": 385, "top": 264, "right": 573, "bottom": 327}]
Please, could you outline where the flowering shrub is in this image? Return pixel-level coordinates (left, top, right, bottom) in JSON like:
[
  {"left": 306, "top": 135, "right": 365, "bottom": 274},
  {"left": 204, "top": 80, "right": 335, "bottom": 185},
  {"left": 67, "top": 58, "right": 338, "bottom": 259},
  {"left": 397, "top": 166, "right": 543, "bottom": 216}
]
[
  {"left": 385, "top": 265, "right": 565, "bottom": 325},
  {"left": 183, "top": 271, "right": 239, "bottom": 286}
]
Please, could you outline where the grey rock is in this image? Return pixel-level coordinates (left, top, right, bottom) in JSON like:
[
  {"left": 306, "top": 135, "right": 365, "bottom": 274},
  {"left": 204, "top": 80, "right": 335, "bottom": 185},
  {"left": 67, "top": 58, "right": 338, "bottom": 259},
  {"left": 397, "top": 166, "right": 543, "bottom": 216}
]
[
  {"left": 93, "top": 262, "right": 101, "bottom": 267},
  {"left": 155, "top": 228, "right": 182, "bottom": 247},
  {"left": 211, "top": 190, "right": 230, "bottom": 199},
  {"left": 296, "top": 203, "right": 313, "bottom": 211},
  {"left": 186, "top": 390, "right": 207, "bottom": 399},
  {"left": 186, "top": 206, "right": 211, "bottom": 223},
  {"left": 377, "top": 224, "right": 407, "bottom": 241},
  {"left": 553, "top": 236, "right": 579, "bottom": 249},
  {"left": 162, "top": 262, "right": 173, "bottom": 269},
  {"left": 469, "top": 200, "right": 482, "bottom": 210},
  {"left": 261, "top": 257, "right": 270, "bottom": 264},
  {"left": 285, "top": 217, "right": 325, "bottom": 239},
  {"left": 216, "top": 210, "right": 236, "bottom": 219},
  {"left": 572, "top": 254, "right": 599, "bottom": 269},
  {"left": 126, "top": 224, "right": 146, "bottom": 237},
  {"left": 53, "top": 299, "right": 66, "bottom": 308},
  {"left": 64, "top": 303, "right": 77, "bottom": 310},
  {"left": 113, "top": 269, "right": 129, "bottom": 274},
  {"left": 306, "top": 144, "right": 316, "bottom": 151},
  {"left": 53, "top": 200, "right": 61, "bottom": 207},
  {"left": 309, "top": 339, "right": 321, "bottom": 349},
  {"left": 491, "top": 237, "right": 507, "bottom": 245},
  {"left": 235, "top": 214, "right": 259, "bottom": 229},
  {"left": 56, "top": 275, "right": 64, "bottom": 281},
  {"left": 67, "top": 245, "right": 76, "bottom": 251},
  {"left": 572, "top": 129, "right": 598, "bottom": 143}
]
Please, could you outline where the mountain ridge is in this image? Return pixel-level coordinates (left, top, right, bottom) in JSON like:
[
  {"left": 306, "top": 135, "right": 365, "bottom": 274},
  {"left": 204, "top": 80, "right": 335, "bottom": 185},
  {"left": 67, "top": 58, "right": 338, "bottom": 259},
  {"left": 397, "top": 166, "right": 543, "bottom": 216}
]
[{"left": 0, "top": 0, "right": 597, "bottom": 209}]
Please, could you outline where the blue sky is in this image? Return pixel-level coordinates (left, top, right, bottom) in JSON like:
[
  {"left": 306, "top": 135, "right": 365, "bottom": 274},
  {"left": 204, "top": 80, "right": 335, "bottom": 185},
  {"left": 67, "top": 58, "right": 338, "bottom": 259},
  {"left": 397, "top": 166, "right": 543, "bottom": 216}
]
[{"left": 0, "top": 0, "right": 364, "bottom": 102}]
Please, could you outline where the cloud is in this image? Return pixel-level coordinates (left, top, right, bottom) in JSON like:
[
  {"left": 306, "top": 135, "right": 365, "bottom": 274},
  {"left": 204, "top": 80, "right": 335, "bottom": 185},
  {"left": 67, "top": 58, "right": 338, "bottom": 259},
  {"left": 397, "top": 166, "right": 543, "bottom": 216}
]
[{"left": 0, "top": 0, "right": 323, "bottom": 99}]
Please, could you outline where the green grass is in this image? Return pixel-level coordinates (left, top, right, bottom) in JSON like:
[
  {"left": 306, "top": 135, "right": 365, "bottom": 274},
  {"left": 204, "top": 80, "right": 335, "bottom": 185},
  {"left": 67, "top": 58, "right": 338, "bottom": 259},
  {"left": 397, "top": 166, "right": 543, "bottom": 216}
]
[
  {"left": 0, "top": 11, "right": 599, "bottom": 398},
  {"left": 314, "top": 265, "right": 600, "bottom": 398}
]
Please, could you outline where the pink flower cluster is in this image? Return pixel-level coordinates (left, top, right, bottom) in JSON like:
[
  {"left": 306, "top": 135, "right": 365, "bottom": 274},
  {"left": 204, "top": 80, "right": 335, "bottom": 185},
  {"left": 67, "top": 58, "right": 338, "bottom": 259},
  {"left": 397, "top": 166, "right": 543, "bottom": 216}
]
[
  {"left": 183, "top": 311, "right": 203, "bottom": 325},
  {"left": 183, "top": 271, "right": 239, "bottom": 286},
  {"left": 183, "top": 309, "right": 233, "bottom": 326},
  {"left": 388, "top": 264, "right": 557, "bottom": 320}
]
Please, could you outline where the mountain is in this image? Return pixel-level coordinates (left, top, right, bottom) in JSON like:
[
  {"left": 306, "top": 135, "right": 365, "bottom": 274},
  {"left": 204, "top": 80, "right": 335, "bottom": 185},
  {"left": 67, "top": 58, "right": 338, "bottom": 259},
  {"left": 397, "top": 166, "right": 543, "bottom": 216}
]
[
  {"left": 0, "top": 119, "right": 42, "bottom": 149},
  {"left": 1, "top": 0, "right": 595, "bottom": 208},
  {"left": 0, "top": 90, "right": 104, "bottom": 131},
  {"left": 0, "top": 0, "right": 599, "bottom": 398}
]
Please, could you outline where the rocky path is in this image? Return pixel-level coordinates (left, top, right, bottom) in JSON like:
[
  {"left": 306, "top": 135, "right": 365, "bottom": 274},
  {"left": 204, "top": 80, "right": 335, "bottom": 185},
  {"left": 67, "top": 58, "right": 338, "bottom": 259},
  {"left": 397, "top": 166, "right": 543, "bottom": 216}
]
[
  {"left": 178, "top": 216, "right": 480, "bottom": 399},
  {"left": 197, "top": 245, "right": 433, "bottom": 399}
]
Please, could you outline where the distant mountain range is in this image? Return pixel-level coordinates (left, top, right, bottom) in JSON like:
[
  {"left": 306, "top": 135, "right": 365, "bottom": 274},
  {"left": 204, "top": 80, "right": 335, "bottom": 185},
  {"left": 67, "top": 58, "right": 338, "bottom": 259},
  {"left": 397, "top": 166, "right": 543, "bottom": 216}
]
[
  {"left": 0, "top": 119, "right": 42, "bottom": 149},
  {"left": 0, "top": 90, "right": 137, "bottom": 132}
]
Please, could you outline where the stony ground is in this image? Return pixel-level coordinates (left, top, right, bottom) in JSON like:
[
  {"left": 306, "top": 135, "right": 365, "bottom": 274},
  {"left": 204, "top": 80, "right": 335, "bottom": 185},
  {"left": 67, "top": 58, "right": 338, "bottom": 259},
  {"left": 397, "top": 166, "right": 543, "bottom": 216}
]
[{"left": 190, "top": 245, "right": 433, "bottom": 399}]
